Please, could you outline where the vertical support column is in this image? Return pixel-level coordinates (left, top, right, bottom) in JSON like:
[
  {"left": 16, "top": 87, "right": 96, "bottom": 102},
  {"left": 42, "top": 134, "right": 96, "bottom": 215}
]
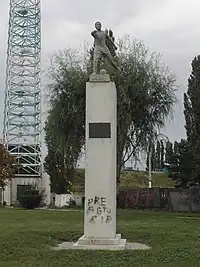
[
  {"left": 84, "top": 74, "right": 117, "bottom": 239},
  {"left": 73, "top": 74, "right": 126, "bottom": 250}
]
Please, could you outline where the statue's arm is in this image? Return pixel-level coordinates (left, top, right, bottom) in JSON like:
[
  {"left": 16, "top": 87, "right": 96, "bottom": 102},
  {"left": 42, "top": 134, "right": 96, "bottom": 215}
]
[
  {"left": 91, "top": 30, "right": 97, "bottom": 37},
  {"left": 106, "top": 34, "right": 117, "bottom": 50}
]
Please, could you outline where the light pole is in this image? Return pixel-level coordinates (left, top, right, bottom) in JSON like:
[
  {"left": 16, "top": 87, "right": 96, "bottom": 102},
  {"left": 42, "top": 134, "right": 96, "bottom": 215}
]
[
  {"left": 148, "top": 144, "right": 152, "bottom": 188},
  {"left": 148, "top": 133, "right": 169, "bottom": 188}
]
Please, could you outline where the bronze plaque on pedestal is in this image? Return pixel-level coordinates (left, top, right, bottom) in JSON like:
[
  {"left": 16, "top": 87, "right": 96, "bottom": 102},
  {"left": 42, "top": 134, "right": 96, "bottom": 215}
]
[{"left": 89, "top": 123, "right": 111, "bottom": 138}]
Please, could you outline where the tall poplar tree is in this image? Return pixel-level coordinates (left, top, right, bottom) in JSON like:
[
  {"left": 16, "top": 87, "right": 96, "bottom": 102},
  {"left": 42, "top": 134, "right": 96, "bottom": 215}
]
[
  {"left": 183, "top": 55, "right": 200, "bottom": 184},
  {"left": 165, "top": 141, "right": 174, "bottom": 165},
  {"left": 160, "top": 140, "right": 165, "bottom": 169},
  {"left": 155, "top": 141, "right": 161, "bottom": 170}
]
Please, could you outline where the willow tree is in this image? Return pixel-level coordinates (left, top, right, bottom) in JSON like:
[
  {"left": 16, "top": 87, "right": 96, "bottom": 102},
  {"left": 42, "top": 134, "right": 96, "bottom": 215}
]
[
  {"left": 44, "top": 50, "right": 87, "bottom": 193},
  {"left": 44, "top": 36, "right": 177, "bottom": 191}
]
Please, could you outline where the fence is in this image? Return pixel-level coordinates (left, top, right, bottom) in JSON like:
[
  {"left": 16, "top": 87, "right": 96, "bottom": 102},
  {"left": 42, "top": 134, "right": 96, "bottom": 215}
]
[{"left": 117, "top": 188, "right": 200, "bottom": 212}]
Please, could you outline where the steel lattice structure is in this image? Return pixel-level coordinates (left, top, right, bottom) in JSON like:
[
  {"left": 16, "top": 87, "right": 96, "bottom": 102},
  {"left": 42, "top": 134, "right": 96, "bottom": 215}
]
[{"left": 3, "top": 0, "right": 42, "bottom": 177}]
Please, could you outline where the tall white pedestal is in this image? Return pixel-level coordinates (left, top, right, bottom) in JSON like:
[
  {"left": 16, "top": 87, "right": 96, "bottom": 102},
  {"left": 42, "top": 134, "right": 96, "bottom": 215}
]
[{"left": 73, "top": 73, "right": 126, "bottom": 250}]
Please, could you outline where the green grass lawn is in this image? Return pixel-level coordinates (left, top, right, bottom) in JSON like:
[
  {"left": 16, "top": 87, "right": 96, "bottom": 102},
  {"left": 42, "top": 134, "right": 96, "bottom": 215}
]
[
  {"left": 73, "top": 169, "right": 175, "bottom": 193},
  {"left": 0, "top": 209, "right": 199, "bottom": 267}
]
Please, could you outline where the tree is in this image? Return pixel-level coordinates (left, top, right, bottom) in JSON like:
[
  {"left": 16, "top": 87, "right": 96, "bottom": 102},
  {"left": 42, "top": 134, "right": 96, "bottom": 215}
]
[
  {"left": 155, "top": 140, "right": 161, "bottom": 170},
  {"left": 183, "top": 55, "right": 200, "bottom": 185},
  {"left": 44, "top": 49, "right": 87, "bottom": 193},
  {"left": 160, "top": 140, "right": 165, "bottom": 169},
  {"left": 44, "top": 126, "right": 68, "bottom": 194},
  {"left": 173, "top": 141, "right": 179, "bottom": 155},
  {"left": 0, "top": 144, "right": 15, "bottom": 203},
  {"left": 45, "top": 36, "right": 177, "bottom": 190},
  {"left": 43, "top": 50, "right": 84, "bottom": 191},
  {"left": 165, "top": 141, "right": 174, "bottom": 165},
  {"left": 173, "top": 141, "right": 180, "bottom": 168},
  {"left": 184, "top": 56, "right": 200, "bottom": 143},
  {"left": 146, "top": 147, "right": 150, "bottom": 171},
  {"left": 146, "top": 141, "right": 156, "bottom": 171},
  {"left": 168, "top": 139, "right": 194, "bottom": 187}
]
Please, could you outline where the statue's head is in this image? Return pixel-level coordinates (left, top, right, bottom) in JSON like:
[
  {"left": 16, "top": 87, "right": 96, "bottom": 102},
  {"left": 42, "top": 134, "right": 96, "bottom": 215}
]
[{"left": 95, "top": 21, "right": 102, "bottom": 31}]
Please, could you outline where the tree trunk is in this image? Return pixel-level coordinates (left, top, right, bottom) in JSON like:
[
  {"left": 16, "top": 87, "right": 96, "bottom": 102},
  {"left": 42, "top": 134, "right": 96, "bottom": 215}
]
[
  {"left": 116, "top": 149, "right": 123, "bottom": 195},
  {"left": 116, "top": 167, "right": 121, "bottom": 194}
]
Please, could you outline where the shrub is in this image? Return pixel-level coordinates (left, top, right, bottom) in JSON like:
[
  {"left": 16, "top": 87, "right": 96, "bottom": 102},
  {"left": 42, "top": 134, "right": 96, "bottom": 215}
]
[
  {"left": 18, "top": 189, "right": 42, "bottom": 209},
  {"left": 67, "top": 196, "right": 77, "bottom": 208}
]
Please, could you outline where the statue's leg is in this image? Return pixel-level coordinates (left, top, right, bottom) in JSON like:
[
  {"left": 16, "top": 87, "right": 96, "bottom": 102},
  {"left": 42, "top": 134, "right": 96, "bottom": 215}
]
[
  {"left": 106, "top": 51, "right": 119, "bottom": 70},
  {"left": 93, "top": 51, "right": 101, "bottom": 74},
  {"left": 96, "top": 55, "right": 101, "bottom": 74}
]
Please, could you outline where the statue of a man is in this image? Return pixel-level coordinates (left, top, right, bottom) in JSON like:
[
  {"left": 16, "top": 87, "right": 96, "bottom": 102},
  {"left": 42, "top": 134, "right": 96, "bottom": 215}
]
[{"left": 91, "top": 21, "right": 119, "bottom": 74}]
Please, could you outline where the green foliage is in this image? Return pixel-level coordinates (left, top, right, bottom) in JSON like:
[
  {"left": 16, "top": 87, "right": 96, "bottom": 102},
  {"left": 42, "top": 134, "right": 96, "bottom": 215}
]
[
  {"left": 18, "top": 189, "right": 42, "bottom": 209},
  {"left": 18, "top": 184, "right": 46, "bottom": 209},
  {"left": 165, "top": 141, "right": 174, "bottom": 165},
  {"left": 0, "top": 144, "right": 16, "bottom": 190},
  {"left": 44, "top": 49, "right": 87, "bottom": 193},
  {"left": 113, "top": 39, "right": 176, "bottom": 181},
  {"left": 146, "top": 138, "right": 167, "bottom": 171},
  {"left": 67, "top": 197, "right": 77, "bottom": 209},
  {"left": 146, "top": 141, "right": 156, "bottom": 171},
  {"left": 170, "top": 55, "right": 200, "bottom": 187},
  {"left": 184, "top": 56, "right": 200, "bottom": 143},
  {"left": 45, "top": 36, "right": 177, "bottom": 190},
  {"left": 173, "top": 141, "right": 179, "bottom": 155},
  {"left": 167, "top": 139, "right": 195, "bottom": 187},
  {"left": 44, "top": 117, "right": 75, "bottom": 194},
  {"left": 183, "top": 55, "right": 200, "bottom": 185},
  {"left": 155, "top": 140, "right": 161, "bottom": 170},
  {"left": 146, "top": 147, "right": 150, "bottom": 171},
  {"left": 160, "top": 140, "right": 165, "bottom": 168}
]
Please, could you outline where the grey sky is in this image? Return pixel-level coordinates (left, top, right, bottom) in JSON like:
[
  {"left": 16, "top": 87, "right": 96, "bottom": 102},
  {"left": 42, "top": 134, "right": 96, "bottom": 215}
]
[{"left": 1, "top": 0, "right": 200, "bottom": 142}]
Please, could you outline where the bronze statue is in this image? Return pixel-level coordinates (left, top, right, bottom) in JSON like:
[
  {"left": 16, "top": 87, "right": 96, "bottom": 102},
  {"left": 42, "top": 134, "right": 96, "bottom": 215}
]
[{"left": 91, "top": 21, "right": 119, "bottom": 74}]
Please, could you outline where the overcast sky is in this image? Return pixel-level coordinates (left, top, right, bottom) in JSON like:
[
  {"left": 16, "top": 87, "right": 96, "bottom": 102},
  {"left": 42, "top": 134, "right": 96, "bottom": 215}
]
[{"left": 0, "top": 0, "right": 200, "bottom": 142}]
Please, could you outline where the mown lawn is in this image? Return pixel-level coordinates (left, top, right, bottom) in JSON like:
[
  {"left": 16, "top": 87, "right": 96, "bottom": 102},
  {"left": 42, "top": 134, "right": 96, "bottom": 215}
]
[
  {"left": 73, "top": 169, "right": 175, "bottom": 193},
  {"left": 0, "top": 209, "right": 199, "bottom": 267}
]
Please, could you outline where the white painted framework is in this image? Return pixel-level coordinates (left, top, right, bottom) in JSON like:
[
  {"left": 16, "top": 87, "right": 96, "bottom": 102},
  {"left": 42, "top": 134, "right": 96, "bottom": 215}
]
[{"left": 3, "top": 0, "right": 42, "bottom": 178}]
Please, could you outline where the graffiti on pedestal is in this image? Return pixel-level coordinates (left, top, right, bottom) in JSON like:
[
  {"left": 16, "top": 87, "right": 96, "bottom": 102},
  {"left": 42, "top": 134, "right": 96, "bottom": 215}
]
[{"left": 86, "top": 196, "right": 112, "bottom": 223}]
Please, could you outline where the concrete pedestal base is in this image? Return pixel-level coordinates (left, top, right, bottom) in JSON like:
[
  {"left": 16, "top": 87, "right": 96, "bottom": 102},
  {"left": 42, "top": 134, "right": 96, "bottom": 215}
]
[
  {"left": 73, "top": 234, "right": 126, "bottom": 250},
  {"left": 53, "top": 241, "right": 151, "bottom": 251},
  {"left": 72, "top": 73, "right": 127, "bottom": 251}
]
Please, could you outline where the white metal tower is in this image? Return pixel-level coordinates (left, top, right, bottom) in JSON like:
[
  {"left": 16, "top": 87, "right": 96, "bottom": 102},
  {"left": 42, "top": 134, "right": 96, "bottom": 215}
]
[{"left": 3, "top": 0, "right": 41, "bottom": 181}]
